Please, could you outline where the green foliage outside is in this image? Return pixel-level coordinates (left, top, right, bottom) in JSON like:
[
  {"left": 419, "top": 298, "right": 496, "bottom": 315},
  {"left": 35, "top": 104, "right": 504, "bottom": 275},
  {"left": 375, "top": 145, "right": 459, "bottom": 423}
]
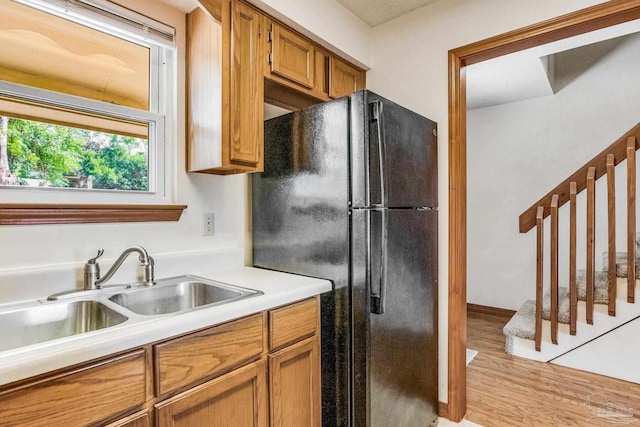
[{"left": 5, "top": 117, "right": 148, "bottom": 191}]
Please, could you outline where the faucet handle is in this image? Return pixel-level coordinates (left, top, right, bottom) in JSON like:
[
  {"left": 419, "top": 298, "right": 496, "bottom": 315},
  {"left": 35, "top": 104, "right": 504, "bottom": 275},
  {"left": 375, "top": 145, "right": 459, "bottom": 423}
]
[{"left": 88, "top": 249, "right": 104, "bottom": 264}]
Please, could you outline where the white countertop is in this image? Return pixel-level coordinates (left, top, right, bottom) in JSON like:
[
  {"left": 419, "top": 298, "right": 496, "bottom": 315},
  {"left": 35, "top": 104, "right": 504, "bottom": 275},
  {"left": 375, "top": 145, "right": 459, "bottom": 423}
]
[{"left": 0, "top": 267, "right": 332, "bottom": 387}]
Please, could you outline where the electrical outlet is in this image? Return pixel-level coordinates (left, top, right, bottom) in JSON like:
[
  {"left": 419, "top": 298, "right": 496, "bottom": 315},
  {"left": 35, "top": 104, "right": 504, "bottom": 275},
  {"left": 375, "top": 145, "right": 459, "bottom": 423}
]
[{"left": 203, "top": 212, "right": 215, "bottom": 236}]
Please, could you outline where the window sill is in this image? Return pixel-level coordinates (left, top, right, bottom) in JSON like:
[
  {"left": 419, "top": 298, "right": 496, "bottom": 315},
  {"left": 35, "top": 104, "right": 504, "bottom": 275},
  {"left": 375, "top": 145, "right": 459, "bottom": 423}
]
[{"left": 0, "top": 204, "right": 187, "bottom": 225}]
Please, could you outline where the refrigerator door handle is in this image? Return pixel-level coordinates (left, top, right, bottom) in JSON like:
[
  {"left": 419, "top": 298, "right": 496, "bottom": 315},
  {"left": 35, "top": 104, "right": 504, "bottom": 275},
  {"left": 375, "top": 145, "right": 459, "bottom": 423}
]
[
  {"left": 370, "top": 100, "right": 388, "bottom": 207},
  {"left": 370, "top": 209, "right": 389, "bottom": 315}
]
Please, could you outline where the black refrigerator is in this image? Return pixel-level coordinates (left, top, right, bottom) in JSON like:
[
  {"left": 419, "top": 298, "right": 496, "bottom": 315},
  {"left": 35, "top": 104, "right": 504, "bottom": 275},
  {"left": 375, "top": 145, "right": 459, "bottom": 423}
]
[{"left": 252, "top": 90, "right": 438, "bottom": 427}]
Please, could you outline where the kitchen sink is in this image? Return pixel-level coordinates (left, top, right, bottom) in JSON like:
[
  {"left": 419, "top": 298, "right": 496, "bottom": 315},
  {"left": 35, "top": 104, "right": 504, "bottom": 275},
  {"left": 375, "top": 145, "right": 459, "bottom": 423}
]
[
  {"left": 0, "top": 300, "right": 128, "bottom": 352},
  {"left": 109, "top": 276, "right": 262, "bottom": 316}
]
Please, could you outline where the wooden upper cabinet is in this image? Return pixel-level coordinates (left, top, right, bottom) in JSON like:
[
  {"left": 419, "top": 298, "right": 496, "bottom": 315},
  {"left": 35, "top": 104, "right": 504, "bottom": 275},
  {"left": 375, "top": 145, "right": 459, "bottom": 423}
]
[
  {"left": 270, "top": 23, "right": 315, "bottom": 89},
  {"left": 229, "top": 0, "right": 264, "bottom": 169},
  {"left": 329, "top": 56, "right": 366, "bottom": 99},
  {"left": 187, "top": 0, "right": 366, "bottom": 174},
  {"left": 186, "top": 6, "right": 223, "bottom": 173},
  {"left": 187, "top": 1, "right": 265, "bottom": 175},
  {"left": 156, "top": 359, "right": 267, "bottom": 427}
]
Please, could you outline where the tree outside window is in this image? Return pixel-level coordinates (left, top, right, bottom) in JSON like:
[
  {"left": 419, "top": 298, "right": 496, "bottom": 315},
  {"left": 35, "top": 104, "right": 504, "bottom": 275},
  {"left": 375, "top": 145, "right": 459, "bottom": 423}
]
[{"left": 0, "top": 116, "right": 148, "bottom": 191}]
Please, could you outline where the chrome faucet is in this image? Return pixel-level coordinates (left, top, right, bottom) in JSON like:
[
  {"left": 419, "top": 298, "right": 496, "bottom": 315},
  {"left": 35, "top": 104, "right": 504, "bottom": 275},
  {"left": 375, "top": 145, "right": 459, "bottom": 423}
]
[{"left": 84, "top": 246, "right": 155, "bottom": 289}]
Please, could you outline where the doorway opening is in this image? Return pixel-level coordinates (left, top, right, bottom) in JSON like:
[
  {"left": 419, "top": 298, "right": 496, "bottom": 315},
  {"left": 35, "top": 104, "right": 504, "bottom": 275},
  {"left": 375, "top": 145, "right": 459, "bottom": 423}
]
[{"left": 447, "top": 1, "right": 640, "bottom": 421}]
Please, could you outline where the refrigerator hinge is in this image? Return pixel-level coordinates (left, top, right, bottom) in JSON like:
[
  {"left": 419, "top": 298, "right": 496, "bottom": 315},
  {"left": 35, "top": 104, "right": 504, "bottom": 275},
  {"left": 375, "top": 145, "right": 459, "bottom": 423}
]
[
  {"left": 369, "top": 102, "right": 380, "bottom": 122},
  {"left": 371, "top": 295, "right": 383, "bottom": 315}
]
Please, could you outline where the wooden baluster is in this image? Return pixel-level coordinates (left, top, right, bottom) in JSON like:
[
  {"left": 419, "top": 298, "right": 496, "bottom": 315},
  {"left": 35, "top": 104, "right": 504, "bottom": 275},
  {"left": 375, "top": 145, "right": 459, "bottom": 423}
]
[
  {"left": 550, "top": 195, "right": 559, "bottom": 344},
  {"left": 628, "top": 136, "right": 636, "bottom": 303},
  {"left": 586, "top": 167, "right": 596, "bottom": 324},
  {"left": 535, "top": 206, "right": 544, "bottom": 351},
  {"left": 607, "top": 155, "right": 617, "bottom": 316},
  {"left": 569, "top": 182, "right": 577, "bottom": 335}
]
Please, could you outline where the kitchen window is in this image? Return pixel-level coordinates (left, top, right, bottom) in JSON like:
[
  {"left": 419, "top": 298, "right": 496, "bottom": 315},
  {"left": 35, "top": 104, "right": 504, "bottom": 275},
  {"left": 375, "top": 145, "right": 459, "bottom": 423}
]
[{"left": 0, "top": 0, "right": 176, "bottom": 206}]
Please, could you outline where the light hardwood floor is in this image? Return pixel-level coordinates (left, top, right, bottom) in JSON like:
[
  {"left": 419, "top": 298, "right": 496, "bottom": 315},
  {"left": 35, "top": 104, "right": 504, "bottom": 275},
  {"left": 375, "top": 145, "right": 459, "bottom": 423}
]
[{"left": 465, "top": 309, "right": 640, "bottom": 426}]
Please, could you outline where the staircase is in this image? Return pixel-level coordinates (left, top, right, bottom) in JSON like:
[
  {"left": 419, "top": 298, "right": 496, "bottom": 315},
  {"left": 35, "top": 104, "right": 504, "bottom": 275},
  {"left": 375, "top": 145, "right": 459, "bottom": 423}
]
[{"left": 504, "top": 123, "right": 640, "bottom": 364}]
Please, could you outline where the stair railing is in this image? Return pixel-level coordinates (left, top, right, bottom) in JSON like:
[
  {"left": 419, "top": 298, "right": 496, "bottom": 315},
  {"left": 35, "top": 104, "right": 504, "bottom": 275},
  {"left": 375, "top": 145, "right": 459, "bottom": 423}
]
[{"left": 520, "top": 123, "right": 640, "bottom": 351}]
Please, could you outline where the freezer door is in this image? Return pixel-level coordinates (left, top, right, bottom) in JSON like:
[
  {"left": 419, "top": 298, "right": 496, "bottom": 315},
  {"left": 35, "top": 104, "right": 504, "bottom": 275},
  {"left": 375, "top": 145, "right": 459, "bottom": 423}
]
[
  {"left": 351, "top": 208, "right": 438, "bottom": 427},
  {"left": 350, "top": 91, "right": 438, "bottom": 209},
  {"left": 253, "top": 97, "right": 352, "bottom": 427}
]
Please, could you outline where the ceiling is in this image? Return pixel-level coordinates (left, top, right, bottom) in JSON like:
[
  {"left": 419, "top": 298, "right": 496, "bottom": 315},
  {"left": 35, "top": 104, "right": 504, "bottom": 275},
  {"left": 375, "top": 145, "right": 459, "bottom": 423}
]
[
  {"left": 466, "top": 20, "right": 640, "bottom": 110},
  {"left": 164, "top": 0, "right": 439, "bottom": 26},
  {"left": 335, "top": 0, "right": 438, "bottom": 26},
  {"left": 158, "top": 0, "right": 198, "bottom": 13}
]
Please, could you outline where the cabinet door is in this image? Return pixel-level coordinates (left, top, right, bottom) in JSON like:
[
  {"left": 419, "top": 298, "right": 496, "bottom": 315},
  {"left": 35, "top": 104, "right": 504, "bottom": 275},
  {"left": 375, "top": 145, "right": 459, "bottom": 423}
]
[
  {"left": 270, "top": 24, "right": 315, "bottom": 89},
  {"left": 269, "top": 337, "right": 321, "bottom": 427},
  {"left": 156, "top": 360, "right": 267, "bottom": 427},
  {"left": 229, "top": 0, "right": 264, "bottom": 169},
  {"left": 329, "top": 56, "right": 365, "bottom": 99}
]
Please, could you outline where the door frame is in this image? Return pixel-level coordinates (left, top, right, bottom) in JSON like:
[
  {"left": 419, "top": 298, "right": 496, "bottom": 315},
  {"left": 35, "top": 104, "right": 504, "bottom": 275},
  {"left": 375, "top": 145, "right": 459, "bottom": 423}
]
[{"left": 447, "top": 0, "right": 640, "bottom": 421}]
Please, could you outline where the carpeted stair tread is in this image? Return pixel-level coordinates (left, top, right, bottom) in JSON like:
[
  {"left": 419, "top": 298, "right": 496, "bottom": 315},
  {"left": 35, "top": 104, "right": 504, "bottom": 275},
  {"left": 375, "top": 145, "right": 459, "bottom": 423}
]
[
  {"left": 542, "top": 287, "right": 571, "bottom": 324},
  {"left": 539, "top": 270, "right": 609, "bottom": 324},
  {"left": 503, "top": 300, "right": 536, "bottom": 340},
  {"left": 576, "top": 270, "right": 609, "bottom": 303},
  {"left": 602, "top": 252, "right": 640, "bottom": 278},
  {"left": 504, "top": 242, "right": 640, "bottom": 353}
]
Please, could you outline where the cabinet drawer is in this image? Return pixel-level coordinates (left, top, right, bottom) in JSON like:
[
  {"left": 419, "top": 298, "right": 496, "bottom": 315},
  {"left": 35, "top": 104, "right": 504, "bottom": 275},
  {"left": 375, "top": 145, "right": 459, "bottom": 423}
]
[
  {"left": 154, "top": 313, "right": 265, "bottom": 396},
  {"left": 269, "top": 297, "right": 318, "bottom": 351},
  {"left": 0, "top": 350, "right": 146, "bottom": 427},
  {"left": 103, "top": 410, "right": 150, "bottom": 427}
]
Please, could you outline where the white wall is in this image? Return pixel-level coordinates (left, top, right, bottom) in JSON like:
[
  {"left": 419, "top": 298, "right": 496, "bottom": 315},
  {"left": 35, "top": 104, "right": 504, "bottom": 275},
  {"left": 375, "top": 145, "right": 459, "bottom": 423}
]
[
  {"left": 367, "top": 0, "right": 609, "bottom": 403},
  {"left": 468, "top": 34, "right": 640, "bottom": 310}
]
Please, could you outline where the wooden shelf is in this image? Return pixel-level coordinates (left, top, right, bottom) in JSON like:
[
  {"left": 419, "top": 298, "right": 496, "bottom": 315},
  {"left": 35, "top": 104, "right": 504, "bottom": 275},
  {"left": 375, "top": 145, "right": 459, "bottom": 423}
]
[{"left": 0, "top": 203, "right": 187, "bottom": 225}]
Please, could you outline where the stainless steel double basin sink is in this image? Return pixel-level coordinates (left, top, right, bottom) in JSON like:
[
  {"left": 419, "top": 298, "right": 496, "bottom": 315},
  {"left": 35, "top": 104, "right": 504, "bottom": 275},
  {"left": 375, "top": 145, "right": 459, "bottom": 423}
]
[{"left": 0, "top": 275, "right": 262, "bottom": 353}]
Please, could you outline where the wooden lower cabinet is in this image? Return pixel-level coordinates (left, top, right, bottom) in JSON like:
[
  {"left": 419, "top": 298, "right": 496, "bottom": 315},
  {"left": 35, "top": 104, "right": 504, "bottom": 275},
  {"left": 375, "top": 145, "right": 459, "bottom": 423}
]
[
  {"left": 0, "top": 350, "right": 147, "bottom": 427},
  {"left": 0, "top": 297, "right": 321, "bottom": 427},
  {"left": 269, "top": 337, "right": 321, "bottom": 427},
  {"left": 155, "top": 359, "right": 267, "bottom": 427}
]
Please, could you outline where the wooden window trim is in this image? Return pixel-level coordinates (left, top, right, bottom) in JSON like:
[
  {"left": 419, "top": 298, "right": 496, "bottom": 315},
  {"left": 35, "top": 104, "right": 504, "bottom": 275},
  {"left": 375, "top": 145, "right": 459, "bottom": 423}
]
[
  {"left": 447, "top": 0, "right": 640, "bottom": 422},
  {"left": 0, "top": 203, "right": 187, "bottom": 225}
]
